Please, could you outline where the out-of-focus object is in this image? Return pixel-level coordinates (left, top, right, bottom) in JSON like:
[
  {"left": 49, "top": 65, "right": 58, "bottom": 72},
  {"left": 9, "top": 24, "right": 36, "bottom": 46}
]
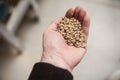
[
  {"left": 0, "top": 0, "right": 22, "bottom": 51},
  {"left": 0, "top": 0, "right": 22, "bottom": 53},
  {"left": 0, "top": 0, "right": 9, "bottom": 21},
  {"left": 7, "top": 0, "right": 40, "bottom": 33},
  {"left": 6, "top": 0, "right": 20, "bottom": 6},
  {"left": 0, "top": 0, "right": 40, "bottom": 53},
  {"left": 6, "top": 0, "right": 30, "bottom": 33},
  {"left": 0, "top": 24, "right": 22, "bottom": 52}
]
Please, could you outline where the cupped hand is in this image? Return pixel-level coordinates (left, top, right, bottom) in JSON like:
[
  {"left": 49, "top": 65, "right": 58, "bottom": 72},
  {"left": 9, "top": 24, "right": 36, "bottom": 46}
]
[{"left": 41, "top": 6, "right": 90, "bottom": 72}]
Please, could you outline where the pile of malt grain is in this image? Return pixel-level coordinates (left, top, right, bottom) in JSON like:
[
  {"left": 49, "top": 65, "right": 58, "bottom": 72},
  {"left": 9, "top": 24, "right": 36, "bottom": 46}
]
[{"left": 57, "top": 17, "right": 85, "bottom": 48}]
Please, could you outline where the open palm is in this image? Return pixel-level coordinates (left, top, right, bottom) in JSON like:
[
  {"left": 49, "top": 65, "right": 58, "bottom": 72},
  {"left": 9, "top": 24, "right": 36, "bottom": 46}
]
[{"left": 41, "top": 6, "right": 90, "bottom": 72}]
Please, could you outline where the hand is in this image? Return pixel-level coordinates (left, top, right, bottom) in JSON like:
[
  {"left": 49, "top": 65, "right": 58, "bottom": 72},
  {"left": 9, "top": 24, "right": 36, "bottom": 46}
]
[{"left": 41, "top": 6, "right": 90, "bottom": 72}]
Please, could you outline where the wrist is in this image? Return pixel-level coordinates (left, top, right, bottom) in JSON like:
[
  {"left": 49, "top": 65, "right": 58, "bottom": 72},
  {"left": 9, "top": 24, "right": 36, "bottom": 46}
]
[{"left": 40, "top": 52, "right": 72, "bottom": 72}]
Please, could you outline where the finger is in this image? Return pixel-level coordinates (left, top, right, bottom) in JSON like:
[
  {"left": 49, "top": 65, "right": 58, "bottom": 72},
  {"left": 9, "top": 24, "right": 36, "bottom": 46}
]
[
  {"left": 65, "top": 8, "right": 74, "bottom": 18},
  {"left": 48, "top": 17, "right": 63, "bottom": 31},
  {"left": 73, "top": 6, "right": 81, "bottom": 19},
  {"left": 78, "top": 8, "right": 86, "bottom": 23},
  {"left": 82, "top": 15, "right": 90, "bottom": 41}
]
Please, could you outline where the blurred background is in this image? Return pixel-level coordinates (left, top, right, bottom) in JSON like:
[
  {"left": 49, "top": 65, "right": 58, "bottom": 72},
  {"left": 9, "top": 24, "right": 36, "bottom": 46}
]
[{"left": 0, "top": 0, "right": 120, "bottom": 80}]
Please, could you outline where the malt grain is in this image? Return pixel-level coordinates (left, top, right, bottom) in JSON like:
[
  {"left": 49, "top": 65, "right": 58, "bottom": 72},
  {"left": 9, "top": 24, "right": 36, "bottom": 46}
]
[{"left": 57, "top": 17, "right": 85, "bottom": 48}]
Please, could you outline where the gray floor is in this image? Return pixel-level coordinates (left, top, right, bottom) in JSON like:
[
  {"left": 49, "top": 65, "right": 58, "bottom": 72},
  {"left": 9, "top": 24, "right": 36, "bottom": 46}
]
[{"left": 0, "top": 0, "right": 120, "bottom": 80}]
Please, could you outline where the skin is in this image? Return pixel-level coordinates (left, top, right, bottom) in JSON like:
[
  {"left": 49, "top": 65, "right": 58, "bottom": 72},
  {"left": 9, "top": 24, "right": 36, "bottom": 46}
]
[{"left": 41, "top": 6, "right": 90, "bottom": 72}]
